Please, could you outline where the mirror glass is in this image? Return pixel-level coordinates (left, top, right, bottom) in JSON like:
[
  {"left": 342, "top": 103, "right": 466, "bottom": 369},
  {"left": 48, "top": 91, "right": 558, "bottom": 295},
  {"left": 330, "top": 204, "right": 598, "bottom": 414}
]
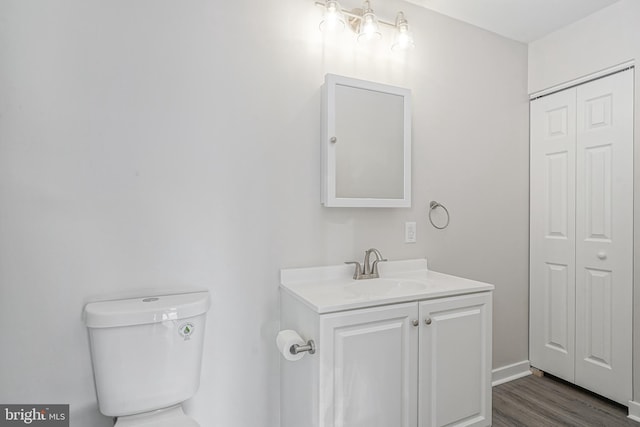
[
  {"left": 321, "top": 74, "right": 411, "bottom": 207},
  {"left": 335, "top": 84, "right": 405, "bottom": 199}
]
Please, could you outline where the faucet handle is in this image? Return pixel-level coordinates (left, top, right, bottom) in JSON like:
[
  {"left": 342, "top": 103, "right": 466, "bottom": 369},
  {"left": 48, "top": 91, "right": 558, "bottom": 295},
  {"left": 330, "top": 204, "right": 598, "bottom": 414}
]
[
  {"left": 344, "top": 261, "right": 363, "bottom": 280},
  {"left": 371, "top": 258, "right": 388, "bottom": 277}
]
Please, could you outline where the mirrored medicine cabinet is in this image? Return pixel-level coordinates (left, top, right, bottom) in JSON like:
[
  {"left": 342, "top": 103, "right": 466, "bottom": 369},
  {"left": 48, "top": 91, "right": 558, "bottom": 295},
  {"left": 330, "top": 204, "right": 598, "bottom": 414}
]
[{"left": 321, "top": 74, "right": 412, "bottom": 207}]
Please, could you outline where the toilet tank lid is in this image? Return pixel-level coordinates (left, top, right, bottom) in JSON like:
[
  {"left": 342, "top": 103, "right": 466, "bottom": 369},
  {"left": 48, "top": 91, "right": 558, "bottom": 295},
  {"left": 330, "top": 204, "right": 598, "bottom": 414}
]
[{"left": 83, "top": 291, "right": 210, "bottom": 328}]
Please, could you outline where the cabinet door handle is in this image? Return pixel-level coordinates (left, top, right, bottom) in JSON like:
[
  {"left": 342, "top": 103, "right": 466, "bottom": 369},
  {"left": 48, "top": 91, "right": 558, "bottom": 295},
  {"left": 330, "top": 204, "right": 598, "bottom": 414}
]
[
  {"left": 412, "top": 319, "right": 419, "bottom": 327},
  {"left": 597, "top": 251, "right": 607, "bottom": 260},
  {"left": 424, "top": 318, "right": 432, "bottom": 325}
]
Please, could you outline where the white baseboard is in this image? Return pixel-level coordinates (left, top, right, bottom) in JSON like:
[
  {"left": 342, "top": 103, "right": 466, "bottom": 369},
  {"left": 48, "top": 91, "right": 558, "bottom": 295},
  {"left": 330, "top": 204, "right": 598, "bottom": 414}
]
[
  {"left": 492, "top": 360, "right": 531, "bottom": 387},
  {"left": 628, "top": 400, "right": 640, "bottom": 422}
]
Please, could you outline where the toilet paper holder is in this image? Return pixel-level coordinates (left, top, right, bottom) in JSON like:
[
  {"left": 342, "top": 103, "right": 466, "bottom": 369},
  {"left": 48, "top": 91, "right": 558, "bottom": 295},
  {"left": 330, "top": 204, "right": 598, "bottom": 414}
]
[{"left": 290, "top": 339, "right": 316, "bottom": 355}]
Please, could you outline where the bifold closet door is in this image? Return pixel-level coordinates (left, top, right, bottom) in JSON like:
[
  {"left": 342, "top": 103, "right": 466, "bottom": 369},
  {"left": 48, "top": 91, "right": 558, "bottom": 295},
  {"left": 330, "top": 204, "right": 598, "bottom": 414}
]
[
  {"left": 529, "top": 87, "right": 577, "bottom": 383},
  {"left": 574, "top": 70, "right": 633, "bottom": 405},
  {"left": 530, "top": 69, "right": 633, "bottom": 405}
]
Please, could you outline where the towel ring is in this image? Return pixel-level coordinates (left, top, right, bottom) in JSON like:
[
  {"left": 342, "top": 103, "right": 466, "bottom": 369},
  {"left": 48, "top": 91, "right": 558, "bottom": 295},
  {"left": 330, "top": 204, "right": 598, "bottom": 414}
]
[{"left": 429, "top": 201, "right": 450, "bottom": 230}]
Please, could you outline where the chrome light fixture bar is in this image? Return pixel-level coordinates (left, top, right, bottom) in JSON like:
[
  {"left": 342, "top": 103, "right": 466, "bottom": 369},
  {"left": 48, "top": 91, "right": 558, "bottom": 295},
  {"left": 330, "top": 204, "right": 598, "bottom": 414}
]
[{"left": 316, "top": 0, "right": 415, "bottom": 51}]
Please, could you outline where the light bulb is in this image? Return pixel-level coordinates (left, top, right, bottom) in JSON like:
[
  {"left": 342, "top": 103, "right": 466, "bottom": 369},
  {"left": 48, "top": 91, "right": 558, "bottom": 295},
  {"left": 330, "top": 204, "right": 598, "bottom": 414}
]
[
  {"left": 357, "top": 2, "right": 381, "bottom": 42},
  {"left": 391, "top": 12, "right": 415, "bottom": 51},
  {"left": 320, "top": 0, "right": 346, "bottom": 32}
]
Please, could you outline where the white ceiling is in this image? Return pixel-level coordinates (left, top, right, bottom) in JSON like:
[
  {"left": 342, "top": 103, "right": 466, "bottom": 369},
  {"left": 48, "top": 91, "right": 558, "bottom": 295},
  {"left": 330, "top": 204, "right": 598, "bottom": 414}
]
[{"left": 404, "top": 0, "right": 623, "bottom": 43}]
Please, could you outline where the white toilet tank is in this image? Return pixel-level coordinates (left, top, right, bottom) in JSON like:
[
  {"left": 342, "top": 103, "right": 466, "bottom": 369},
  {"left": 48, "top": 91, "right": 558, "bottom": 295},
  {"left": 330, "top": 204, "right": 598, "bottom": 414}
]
[{"left": 84, "top": 291, "right": 210, "bottom": 417}]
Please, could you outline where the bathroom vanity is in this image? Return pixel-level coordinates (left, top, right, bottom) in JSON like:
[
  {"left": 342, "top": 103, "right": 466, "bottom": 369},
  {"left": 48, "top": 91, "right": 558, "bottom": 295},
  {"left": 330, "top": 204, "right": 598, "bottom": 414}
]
[{"left": 279, "top": 259, "right": 493, "bottom": 427}]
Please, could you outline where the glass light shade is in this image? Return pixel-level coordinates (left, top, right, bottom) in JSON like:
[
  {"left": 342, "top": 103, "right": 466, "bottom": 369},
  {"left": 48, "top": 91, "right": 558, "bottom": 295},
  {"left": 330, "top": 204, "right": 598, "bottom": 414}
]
[
  {"left": 391, "top": 25, "right": 415, "bottom": 51},
  {"left": 357, "top": 11, "right": 382, "bottom": 42},
  {"left": 320, "top": 0, "right": 346, "bottom": 32},
  {"left": 391, "top": 12, "right": 415, "bottom": 51}
]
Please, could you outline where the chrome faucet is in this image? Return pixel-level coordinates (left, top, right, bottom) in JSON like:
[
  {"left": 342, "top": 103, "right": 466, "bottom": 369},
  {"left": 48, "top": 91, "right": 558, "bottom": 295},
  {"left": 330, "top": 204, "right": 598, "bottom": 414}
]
[
  {"left": 345, "top": 248, "right": 388, "bottom": 280},
  {"left": 364, "top": 248, "right": 385, "bottom": 276}
]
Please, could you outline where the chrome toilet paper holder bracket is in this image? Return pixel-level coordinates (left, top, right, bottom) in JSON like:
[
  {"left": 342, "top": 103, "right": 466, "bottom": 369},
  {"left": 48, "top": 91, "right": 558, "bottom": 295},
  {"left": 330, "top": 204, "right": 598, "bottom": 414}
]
[{"left": 290, "top": 339, "right": 316, "bottom": 355}]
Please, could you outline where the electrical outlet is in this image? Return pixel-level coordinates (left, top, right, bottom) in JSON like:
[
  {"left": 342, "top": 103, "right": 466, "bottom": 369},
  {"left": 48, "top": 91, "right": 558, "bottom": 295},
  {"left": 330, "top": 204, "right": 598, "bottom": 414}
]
[{"left": 405, "top": 222, "right": 416, "bottom": 243}]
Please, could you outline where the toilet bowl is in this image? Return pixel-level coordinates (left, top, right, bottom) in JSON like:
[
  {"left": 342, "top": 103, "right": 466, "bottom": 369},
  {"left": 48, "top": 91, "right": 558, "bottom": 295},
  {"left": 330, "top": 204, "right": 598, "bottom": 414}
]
[
  {"left": 114, "top": 405, "right": 199, "bottom": 427},
  {"left": 83, "top": 291, "right": 210, "bottom": 426}
]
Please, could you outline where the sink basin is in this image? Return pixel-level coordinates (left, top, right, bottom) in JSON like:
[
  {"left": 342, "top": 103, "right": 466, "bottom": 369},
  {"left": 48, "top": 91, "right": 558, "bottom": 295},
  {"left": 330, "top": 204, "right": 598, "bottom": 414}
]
[{"left": 344, "top": 278, "right": 427, "bottom": 298}]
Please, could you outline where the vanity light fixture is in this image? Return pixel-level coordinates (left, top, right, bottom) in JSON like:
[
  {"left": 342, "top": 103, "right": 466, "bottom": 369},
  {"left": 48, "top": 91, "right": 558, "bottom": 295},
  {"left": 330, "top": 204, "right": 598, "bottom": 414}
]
[{"left": 316, "top": 0, "right": 415, "bottom": 51}]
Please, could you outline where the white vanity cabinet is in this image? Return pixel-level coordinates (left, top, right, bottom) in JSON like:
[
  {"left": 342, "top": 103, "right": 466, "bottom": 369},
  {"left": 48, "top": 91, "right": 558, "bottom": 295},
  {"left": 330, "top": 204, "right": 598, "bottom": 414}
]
[{"left": 280, "top": 260, "right": 492, "bottom": 427}]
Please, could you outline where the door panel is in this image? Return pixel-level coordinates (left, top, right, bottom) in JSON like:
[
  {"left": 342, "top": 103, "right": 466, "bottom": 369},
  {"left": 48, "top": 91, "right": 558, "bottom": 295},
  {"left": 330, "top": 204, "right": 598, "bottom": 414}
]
[
  {"left": 582, "top": 268, "right": 612, "bottom": 369},
  {"left": 530, "top": 88, "right": 577, "bottom": 382},
  {"left": 319, "top": 303, "right": 418, "bottom": 427},
  {"left": 419, "top": 293, "right": 492, "bottom": 427},
  {"left": 545, "top": 263, "right": 570, "bottom": 353},
  {"left": 547, "top": 152, "right": 570, "bottom": 237},
  {"left": 574, "top": 70, "right": 633, "bottom": 404},
  {"left": 584, "top": 145, "right": 612, "bottom": 239}
]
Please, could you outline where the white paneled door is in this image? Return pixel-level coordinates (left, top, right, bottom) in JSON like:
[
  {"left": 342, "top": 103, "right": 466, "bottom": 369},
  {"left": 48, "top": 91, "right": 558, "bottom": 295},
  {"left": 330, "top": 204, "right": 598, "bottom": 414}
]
[
  {"left": 530, "top": 69, "right": 633, "bottom": 405},
  {"left": 530, "top": 87, "right": 577, "bottom": 383},
  {"left": 574, "top": 71, "right": 633, "bottom": 404}
]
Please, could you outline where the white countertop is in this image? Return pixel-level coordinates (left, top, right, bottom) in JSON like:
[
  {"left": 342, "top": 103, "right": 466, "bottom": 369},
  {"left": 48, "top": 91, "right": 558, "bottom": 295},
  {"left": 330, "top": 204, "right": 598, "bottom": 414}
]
[{"left": 280, "top": 259, "right": 494, "bottom": 314}]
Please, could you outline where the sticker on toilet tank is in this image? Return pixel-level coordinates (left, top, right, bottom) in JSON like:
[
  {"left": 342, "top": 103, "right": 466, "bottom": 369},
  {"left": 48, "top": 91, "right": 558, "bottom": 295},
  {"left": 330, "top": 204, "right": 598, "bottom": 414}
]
[{"left": 178, "top": 322, "right": 194, "bottom": 340}]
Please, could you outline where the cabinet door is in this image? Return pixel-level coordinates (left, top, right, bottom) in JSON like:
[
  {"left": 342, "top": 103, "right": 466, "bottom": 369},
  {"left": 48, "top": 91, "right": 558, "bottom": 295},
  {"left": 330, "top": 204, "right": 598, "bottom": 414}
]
[
  {"left": 319, "top": 302, "right": 418, "bottom": 427},
  {"left": 529, "top": 87, "right": 577, "bottom": 382},
  {"left": 320, "top": 74, "right": 412, "bottom": 207},
  {"left": 419, "top": 293, "right": 492, "bottom": 427},
  {"left": 574, "top": 70, "right": 633, "bottom": 404}
]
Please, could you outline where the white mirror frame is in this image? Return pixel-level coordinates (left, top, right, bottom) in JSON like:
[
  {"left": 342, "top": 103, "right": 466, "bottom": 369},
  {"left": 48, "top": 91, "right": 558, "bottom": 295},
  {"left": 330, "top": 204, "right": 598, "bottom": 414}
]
[{"left": 321, "top": 74, "right": 412, "bottom": 208}]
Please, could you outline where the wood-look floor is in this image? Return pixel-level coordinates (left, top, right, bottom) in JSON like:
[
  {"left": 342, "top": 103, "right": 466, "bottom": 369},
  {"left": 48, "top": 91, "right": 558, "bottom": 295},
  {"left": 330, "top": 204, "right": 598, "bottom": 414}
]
[{"left": 492, "top": 374, "right": 636, "bottom": 426}]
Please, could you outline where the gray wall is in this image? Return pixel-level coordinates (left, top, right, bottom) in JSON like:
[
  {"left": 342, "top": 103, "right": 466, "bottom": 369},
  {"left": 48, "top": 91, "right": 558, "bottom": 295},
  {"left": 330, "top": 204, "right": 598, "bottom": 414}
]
[
  {"left": 0, "top": 0, "right": 529, "bottom": 425},
  {"left": 528, "top": 0, "right": 640, "bottom": 402}
]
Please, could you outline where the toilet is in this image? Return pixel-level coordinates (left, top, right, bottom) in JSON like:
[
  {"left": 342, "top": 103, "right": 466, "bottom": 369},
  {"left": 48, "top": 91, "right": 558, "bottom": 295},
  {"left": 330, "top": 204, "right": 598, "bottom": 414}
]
[{"left": 83, "top": 291, "right": 210, "bottom": 426}]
